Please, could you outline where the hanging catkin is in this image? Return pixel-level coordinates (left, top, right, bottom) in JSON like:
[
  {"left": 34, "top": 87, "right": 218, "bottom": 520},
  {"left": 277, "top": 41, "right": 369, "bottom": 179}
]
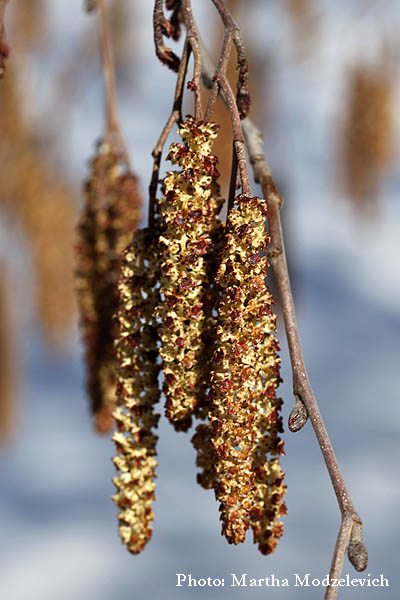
[
  {"left": 112, "top": 227, "right": 160, "bottom": 554},
  {"left": 0, "top": 264, "right": 17, "bottom": 443},
  {"left": 195, "top": 194, "right": 286, "bottom": 550},
  {"left": 340, "top": 61, "right": 394, "bottom": 211},
  {"left": 157, "top": 117, "right": 223, "bottom": 431},
  {"left": 76, "top": 140, "right": 141, "bottom": 433}
]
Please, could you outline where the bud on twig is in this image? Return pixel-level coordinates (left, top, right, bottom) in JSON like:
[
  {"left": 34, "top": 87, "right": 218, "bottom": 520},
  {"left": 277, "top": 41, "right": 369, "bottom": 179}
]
[
  {"left": 288, "top": 396, "right": 308, "bottom": 432},
  {"left": 348, "top": 523, "right": 368, "bottom": 572}
]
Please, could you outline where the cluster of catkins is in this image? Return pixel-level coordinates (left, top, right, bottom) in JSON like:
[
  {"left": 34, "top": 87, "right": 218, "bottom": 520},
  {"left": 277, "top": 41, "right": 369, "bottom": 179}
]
[{"left": 109, "top": 116, "right": 286, "bottom": 556}]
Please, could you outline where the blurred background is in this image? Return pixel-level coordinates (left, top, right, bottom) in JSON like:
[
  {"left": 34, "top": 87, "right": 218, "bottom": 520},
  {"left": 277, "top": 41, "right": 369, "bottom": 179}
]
[{"left": 0, "top": 1, "right": 399, "bottom": 598}]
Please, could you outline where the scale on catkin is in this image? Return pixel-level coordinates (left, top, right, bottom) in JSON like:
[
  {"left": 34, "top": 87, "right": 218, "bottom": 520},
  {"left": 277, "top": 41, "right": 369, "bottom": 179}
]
[{"left": 76, "top": 140, "right": 142, "bottom": 434}]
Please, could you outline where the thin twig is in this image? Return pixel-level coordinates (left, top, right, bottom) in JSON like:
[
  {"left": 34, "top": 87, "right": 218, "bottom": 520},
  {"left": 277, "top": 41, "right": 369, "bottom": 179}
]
[
  {"left": 202, "top": 0, "right": 250, "bottom": 196},
  {"left": 210, "top": 0, "right": 250, "bottom": 118},
  {"left": 215, "top": 74, "right": 250, "bottom": 196},
  {"left": 148, "top": 39, "right": 191, "bottom": 227},
  {"left": 96, "top": 0, "right": 128, "bottom": 163},
  {"left": 204, "top": 16, "right": 233, "bottom": 121},
  {"left": 181, "top": 0, "right": 202, "bottom": 120},
  {"left": 0, "top": 0, "right": 9, "bottom": 29},
  {"left": 198, "top": 33, "right": 366, "bottom": 600}
]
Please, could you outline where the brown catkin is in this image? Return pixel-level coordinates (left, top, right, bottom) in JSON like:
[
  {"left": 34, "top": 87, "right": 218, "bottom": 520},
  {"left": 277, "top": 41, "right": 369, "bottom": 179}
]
[
  {"left": 340, "top": 61, "right": 394, "bottom": 211},
  {"left": 0, "top": 29, "right": 8, "bottom": 79},
  {"left": 197, "top": 195, "right": 286, "bottom": 552},
  {"left": 0, "top": 265, "right": 16, "bottom": 443},
  {"left": 76, "top": 139, "right": 142, "bottom": 433},
  {"left": 112, "top": 228, "right": 160, "bottom": 554},
  {"left": 0, "top": 68, "right": 77, "bottom": 348},
  {"left": 156, "top": 118, "right": 223, "bottom": 431}
]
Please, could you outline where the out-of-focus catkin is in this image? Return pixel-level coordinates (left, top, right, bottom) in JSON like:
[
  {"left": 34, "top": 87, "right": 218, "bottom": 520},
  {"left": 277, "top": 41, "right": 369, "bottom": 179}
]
[
  {"left": 195, "top": 195, "right": 286, "bottom": 552},
  {"left": 76, "top": 140, "right": 142, "bottom": 434},
  {"left": 0, "top": 68, "right": 77, "bottom": 348},
  {"left": 112, "top": 228, "right": 160, "bottom": 554},
  {"left": 157, "top": 118, "right": 223, "bottom": 430},
  {"left": 0, "top": 265, "right": 17, "bottom": 443},
  {"left": 340, "top": 61, "right": 394, "bottom": 211}
]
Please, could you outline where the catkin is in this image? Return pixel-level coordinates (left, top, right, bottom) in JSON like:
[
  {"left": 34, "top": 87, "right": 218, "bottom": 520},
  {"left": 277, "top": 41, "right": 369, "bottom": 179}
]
[
  {"left": 112, "top": 228, "right": 160, "bottom": 554},
  {"left": 157, "top": 118, "right": 223, "bottom": 430},
  {"left": 76, "top": 139, "right": 141, "bottom": 433},
  {"left": 0, "top": 69, "right": 77, "bottom": 348},
  {"left": 198, "top": 195, "right": 286, "bottom": 551},
  {"left": 0, "top": 265, "right": 17, "bottom": 443},
  {"left": 340, "top": 62, "right": 394, "bottom": 210}
]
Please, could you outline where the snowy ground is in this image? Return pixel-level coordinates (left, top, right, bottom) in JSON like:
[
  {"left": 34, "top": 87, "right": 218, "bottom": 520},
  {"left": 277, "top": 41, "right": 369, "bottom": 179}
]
[{"left": 0, "top": 1, "right": 399, "bottom": 599}]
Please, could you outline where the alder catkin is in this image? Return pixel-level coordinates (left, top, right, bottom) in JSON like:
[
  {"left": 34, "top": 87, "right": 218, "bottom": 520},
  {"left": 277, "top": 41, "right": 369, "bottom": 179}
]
[
  {"left": 157, "top": 118, "right": 223, "bottom": 430},
  {"left": 76, "top": 139, "right": 141, "bottom": 433},
  {"left": 198, "top": 195, "right": 286, "bottom": 551},
  {"left": 0, "top": 265, "right": 17, "bottom": 443},
  {"left": 112, "top": 228, "right": 160, "bottom": 554},
  {"left": 0, "top": 69, "right": 77, "bottom": 349},
  {"left": 340, "top": 62, "right": 394, "bottom": 210}
]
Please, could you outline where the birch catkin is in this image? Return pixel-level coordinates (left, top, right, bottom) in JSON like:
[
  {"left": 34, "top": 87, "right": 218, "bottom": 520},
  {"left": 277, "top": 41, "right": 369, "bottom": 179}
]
[
  {"left": 157, "top": 118, "right": 223, "bottom": 430},
  {"left": 204, "top": 195, "right": 286, "bottom": 549},
  {"left": 112, "top": 228, "right": 160, "bottom": 554},
  {"left": 76, "top": 139, "right": 141, "bottom": 433}
]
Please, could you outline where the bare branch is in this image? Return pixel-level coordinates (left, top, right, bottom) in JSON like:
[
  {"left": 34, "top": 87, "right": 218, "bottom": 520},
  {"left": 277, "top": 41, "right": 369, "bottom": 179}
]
[
  {"left": 198, "top": 32, "right": 366, "bottom": 599},
  {"left": 210, "top": 0, "right": 250, "bottom": 118},
  {"left": 0, "top": 0, "right": 9, "bottom": 27},
  {"left": 148, "top": 39, "right": 191, "bottom": 227},
  {"left": 181, "top": 0, "right": 202, "bottom": 120},
  {"left": 96, "top": 0, "right": 128, "bottom": 162}
]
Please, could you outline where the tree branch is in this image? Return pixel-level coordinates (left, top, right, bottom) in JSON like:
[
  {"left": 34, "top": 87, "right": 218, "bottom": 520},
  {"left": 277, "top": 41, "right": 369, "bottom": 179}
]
[
  {"left": 0, "top": 0, "right": 9, "bottom": 28},
  {"left": 181, "top": 0, "right": 202, "bottom": 120},
  {"left": 209, "top": 0, "right": 250, "bottom": 118},
  {"left": 96, "top": 0, "right": 128, "bottom": 163},
  {"left": 148, "top": 38, "right": 191, "bottom": 227},
  {"left": 198, "top": 29, "right": 367, "bottom": 600}
]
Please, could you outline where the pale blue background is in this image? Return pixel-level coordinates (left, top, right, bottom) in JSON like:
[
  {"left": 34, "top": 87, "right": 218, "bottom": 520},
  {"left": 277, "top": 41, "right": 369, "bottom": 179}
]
[{"left": 0, "top": 1, "right": 399, "bottom": 599}]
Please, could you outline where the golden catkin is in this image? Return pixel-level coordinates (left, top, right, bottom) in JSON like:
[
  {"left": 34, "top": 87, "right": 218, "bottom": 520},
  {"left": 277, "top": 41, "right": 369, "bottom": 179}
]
[
  {"left": 157, "top": 118, "right": 223, "bottom": 430},
  {"left": 197, "top": 195, "right": 286, "bottom": 551},
  {"left": 76, "top": 140, "right": 142, "bottom": 434},
  {"left": 112, "top": 228, "right": 160, "bottom": 554},
  {"left": 340, "top": 62, "right": 394, "bottom": 210}
]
